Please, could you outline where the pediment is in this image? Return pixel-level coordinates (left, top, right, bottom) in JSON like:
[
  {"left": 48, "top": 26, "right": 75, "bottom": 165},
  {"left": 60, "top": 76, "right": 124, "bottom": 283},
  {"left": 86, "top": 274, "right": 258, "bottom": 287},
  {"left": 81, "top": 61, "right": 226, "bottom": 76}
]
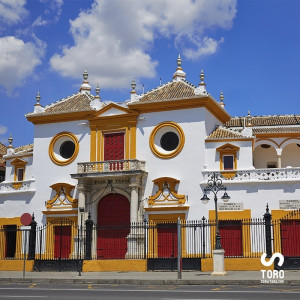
[
  {"left": 92, "top": 103, "right": 133, "bottom": 118},
  {"left": 11, "top": 158, "right": 27, "bottom": 166},
  {"left": 216, "top": 143, "right": 240, "bottom": 152}
]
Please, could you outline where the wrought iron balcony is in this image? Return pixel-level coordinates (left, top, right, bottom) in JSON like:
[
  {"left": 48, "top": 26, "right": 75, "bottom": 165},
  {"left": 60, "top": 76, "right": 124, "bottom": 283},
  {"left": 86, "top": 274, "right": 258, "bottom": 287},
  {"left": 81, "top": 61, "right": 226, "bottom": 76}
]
[
  {"left": 202, "top": 167, "right": 300, "bottom": 184},
  {"left": 0, "top": 178, "right": 36, "bottom": 194},
  {"left": 76, "top": 159, "right": 146, "bottom": 175}
]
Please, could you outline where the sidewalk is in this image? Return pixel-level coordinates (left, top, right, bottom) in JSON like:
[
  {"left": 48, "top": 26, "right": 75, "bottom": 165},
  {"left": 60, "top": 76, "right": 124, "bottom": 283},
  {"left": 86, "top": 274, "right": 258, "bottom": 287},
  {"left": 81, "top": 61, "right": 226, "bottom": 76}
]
[{"left": 0, "top": 270, "right": 299, "bottom": 286}]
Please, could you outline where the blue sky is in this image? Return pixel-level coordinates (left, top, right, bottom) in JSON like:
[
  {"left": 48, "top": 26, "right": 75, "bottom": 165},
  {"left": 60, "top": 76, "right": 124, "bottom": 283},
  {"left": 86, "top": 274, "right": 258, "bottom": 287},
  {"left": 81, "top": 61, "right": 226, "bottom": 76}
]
[{"left": 0, "top": 0, "right": 300, "bottom": 147}]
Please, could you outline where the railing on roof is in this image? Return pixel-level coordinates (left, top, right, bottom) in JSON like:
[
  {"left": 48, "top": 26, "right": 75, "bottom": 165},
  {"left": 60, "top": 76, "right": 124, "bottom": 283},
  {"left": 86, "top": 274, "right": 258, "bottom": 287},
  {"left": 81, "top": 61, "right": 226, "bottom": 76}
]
[
  {"left": 203, "top": 167, "right": 300, "bottom": 183},
  {"left": 77, "top": 159, "right": 146, "bottom": 174}
]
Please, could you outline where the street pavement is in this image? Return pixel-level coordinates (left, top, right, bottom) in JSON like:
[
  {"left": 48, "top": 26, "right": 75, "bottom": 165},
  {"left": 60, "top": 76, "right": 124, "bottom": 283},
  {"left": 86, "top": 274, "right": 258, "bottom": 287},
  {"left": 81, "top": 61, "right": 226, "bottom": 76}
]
[{"left": 0, "top": 270, "right": 299, "bottom": 286}]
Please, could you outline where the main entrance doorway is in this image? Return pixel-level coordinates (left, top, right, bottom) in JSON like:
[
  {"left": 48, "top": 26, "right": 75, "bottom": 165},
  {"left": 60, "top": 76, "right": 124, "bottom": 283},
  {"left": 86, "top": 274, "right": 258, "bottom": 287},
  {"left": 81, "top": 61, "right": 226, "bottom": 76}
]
[{"left": 97, "top": 193, "right": 130, "bottom": 259}]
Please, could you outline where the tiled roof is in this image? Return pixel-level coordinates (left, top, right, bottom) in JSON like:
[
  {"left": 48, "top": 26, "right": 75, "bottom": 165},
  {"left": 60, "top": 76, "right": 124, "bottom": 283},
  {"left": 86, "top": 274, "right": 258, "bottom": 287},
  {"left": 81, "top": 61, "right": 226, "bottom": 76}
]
[
  {"left": 206, "top": 126, "right": 250, "bottom": 140},
  {"left": 253, "top": 127, "right": 300, "bottom": 134},
  {"left": 0, "top": 143, "right": 7, "bottom": 155},
  {"left": 226, "top": 115, "right": 300, "bottom": 127},
  {"left": 136, "top": 80, "right": 196, "bottom": 103},
  {"left": 30, "top": 93, "right": 94, "bottom": 116},
  {"left": 14, "top": 144, "right": 33, "bottom": 155}
]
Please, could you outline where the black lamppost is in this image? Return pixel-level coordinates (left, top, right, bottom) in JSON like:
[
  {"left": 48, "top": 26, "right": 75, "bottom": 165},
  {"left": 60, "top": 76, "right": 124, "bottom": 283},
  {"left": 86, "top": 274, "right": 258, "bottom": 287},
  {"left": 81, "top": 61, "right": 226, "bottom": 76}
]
[{"left": 201, "top": 173, "right": 230, "bottom": 250}]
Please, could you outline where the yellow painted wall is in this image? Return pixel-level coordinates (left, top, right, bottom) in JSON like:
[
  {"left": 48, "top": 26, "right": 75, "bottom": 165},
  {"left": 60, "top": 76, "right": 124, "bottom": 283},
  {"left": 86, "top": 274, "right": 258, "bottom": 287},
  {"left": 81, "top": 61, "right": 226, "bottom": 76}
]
[
  {"left": 83, "top": 260, "right": 147, "bottom": 272},
  {"left": 0, "top": 260, "right": 34, "bottom": 271},
  {"left": 201, "top": 258, "right": 274, "bottom": 271}
]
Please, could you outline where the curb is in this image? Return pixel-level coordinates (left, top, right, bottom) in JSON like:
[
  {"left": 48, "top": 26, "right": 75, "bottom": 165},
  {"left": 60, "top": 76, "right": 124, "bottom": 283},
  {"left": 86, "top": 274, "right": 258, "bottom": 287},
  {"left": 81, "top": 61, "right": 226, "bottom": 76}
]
[{"left": 1, "top": 278, "right": 299, "bottom": 286}]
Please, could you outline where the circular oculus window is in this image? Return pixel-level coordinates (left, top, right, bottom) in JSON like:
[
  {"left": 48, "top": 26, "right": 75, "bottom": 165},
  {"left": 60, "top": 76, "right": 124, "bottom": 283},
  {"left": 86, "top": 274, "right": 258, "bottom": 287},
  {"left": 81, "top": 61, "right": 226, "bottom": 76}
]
[
  {"left": 49, "top": 132, "right": 79, "bottom": 165},
  {"left": 149, "top": 122, "right": 185, "bottom": 159}
]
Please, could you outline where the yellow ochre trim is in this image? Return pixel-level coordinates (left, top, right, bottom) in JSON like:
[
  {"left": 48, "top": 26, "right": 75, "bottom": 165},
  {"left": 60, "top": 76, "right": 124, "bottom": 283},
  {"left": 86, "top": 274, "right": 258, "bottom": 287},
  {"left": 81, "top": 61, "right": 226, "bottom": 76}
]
[
  {"left": 216, "top": 143, "right": 239, "bottom": 170},
  {"left": 129, "top": 121, "right": 137, "bottom": 159},
  {"left": 149, "top": 121, "right": 185, "bottom": 159},
  {"left": 206, "top": 138, "right": 253, "bottom": 143},
  {"left": 0, "top": 217, "right": 22, "bottom": 260},
  {"left": 90, "top": 126, "right": 96, "bottom": 162},
  {"left": 0, "top": 260, "right": 34, "bottom": 272},
  {"left": 201, "top": 258, "right": 273, "bottom": 271},
  {"left": 82, "top": 260, "right": 147, "bottom": 272},
  {"left": 279, "top": 137, "right": 300, "bottom": 147},
  {"left": 148, "top": 213, "right": 186, "bottom": 258},
  {"left": 209, "top": 209, "right": 252, "bottom": 257},
  {"left": 11, "top": 158, "right": 27, "bottom": 182},
  {"left": 128, "top": 96, "right": 231, "bottom": 124},
  {"left": 45, "top": 183, "right": 78, "bottom": 209},
  {"left": 49, "top": 132, "right": 79, "bottom": 166}
]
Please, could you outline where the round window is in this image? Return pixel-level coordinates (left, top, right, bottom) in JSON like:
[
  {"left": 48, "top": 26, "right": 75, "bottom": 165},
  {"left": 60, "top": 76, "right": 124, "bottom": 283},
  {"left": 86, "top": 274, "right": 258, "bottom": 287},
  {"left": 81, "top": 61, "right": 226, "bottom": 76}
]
[
  {"left": 160, "top": 132, "right": 179, "bottom": 151},
  {"left": 49, "top": 132, "right": 79, "bottom": 166},
  {"left": 149, "top": 121, "right": 185, "bottom": 159},
  {"left": 60, "top": 141, "right": 75, "bottom": 159}
]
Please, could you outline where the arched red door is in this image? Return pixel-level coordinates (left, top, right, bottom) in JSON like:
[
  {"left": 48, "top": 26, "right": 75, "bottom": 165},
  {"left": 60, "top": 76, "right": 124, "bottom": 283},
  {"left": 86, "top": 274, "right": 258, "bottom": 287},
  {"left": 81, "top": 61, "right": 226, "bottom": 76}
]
[{"left": 97, "top": 193, "right": 130, "bottom": 259}]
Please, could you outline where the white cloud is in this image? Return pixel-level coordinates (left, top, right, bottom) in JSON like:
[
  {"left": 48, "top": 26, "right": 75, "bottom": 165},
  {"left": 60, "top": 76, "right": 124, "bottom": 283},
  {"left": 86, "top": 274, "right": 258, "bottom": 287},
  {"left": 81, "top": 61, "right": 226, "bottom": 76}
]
[
  {"left": 0, "top": 0, "right": 28, "bottom": 24},
  {"left": 0, "top": 36, "right": 45, "bottom": 93},
  {"left": 0, "top": 125, "right": 7, "bottom": 135},
  {"left": 33, "top": 0, "right": 64, "bottom": 27},
  {"left": 50, "top": 0, "right": 237, "bottom": 89}
]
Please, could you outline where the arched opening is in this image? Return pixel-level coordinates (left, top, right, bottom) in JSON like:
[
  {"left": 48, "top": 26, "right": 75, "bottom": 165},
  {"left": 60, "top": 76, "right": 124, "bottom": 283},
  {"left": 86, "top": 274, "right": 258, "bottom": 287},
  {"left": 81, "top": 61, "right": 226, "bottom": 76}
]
[
  {"left": 97, "top": 193, "right": 130, "bottom": 259},
  {"left": 253, "top": 144, "right": 277, "bottom": 169},
  {"left": 281, "top": 143, "right": 300, "bottom": 167}
]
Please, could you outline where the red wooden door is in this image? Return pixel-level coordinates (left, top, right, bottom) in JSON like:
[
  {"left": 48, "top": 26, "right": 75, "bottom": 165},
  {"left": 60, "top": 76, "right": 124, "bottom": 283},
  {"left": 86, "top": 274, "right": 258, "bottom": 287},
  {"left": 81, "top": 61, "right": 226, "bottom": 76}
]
[
  {"left": 219, "top": 221, "right": 243, "bottom": 257},
  {"left": 54, "top": 226, "right": 71, "bottom": 259},
  {"left": 97, "top": 193, "right": 130, "bottom": 259},
  {"left": 157, "top": 224, "right": 177, "bottom": 258},
  {"left": 281, "top": 220, "right": 300, "bottom": 256},
  {"left": 104, "top": 132, "right": 125, "bottom": 170}
]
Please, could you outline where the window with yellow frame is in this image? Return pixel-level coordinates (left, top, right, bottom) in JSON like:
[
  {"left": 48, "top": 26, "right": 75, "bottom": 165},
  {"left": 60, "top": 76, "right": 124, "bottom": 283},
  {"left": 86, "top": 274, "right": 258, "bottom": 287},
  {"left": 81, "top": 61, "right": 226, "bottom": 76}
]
[
  {"left": 10, "top": 158, "right": 27, "bottom": 189},
  {"left": 216, "top": 143, "right": 240, "bottom": 170}
]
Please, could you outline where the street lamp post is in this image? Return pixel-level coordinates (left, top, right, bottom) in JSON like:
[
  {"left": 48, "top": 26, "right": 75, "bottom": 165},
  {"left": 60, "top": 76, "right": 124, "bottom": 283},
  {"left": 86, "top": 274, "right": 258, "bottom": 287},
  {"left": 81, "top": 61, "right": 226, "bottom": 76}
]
[
  {"left": 201, "top": 172, "right": 230, "bottom": 275},
  {"left": 78, "top": 207, "right": 85, "bottom": 276}
]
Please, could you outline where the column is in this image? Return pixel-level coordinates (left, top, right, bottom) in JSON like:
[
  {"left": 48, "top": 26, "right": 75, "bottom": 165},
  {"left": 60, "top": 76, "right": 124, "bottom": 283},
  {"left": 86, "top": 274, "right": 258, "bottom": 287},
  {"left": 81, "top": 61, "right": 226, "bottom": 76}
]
[
  {"left": 126, "top": 176, "right": 144, "bottom": 258},
  {"left": 276, "top": 149, "right": 282, "bottom": 168},
  {"left": 130, "top": 186, "right": 139, "bottom": 223}
]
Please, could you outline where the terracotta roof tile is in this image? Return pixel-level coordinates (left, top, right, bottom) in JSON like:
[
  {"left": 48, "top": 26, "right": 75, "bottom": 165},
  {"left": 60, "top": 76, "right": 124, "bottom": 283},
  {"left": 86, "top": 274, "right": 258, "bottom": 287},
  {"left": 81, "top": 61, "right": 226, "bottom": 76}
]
[
  {"left": 253, "top": 127, "right": 300, "bottom": 134},
  {"left": 29, "top": 93, "right": 94, "bottom": 116},
  {"left": 206, "top": 126, "right": 249, "bottom": 140},
  {"left": 14, "top": 144, "right": 33, "bottom": 154},
  {"left": 137, "top": 80, "right": 196, "bottom": 103},
  {"left": 0, "top": 143, "right": 7, "bottom": 155},
  {"left": 226, "top": 115, "right": 300, "bottom": 127}
]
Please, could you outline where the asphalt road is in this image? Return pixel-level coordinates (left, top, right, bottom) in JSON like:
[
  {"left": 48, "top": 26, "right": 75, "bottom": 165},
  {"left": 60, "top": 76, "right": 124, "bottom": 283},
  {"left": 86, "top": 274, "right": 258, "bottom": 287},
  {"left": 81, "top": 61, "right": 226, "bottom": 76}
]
[{"left": 0, "top": 283, "right": 300, "bottom": 300}]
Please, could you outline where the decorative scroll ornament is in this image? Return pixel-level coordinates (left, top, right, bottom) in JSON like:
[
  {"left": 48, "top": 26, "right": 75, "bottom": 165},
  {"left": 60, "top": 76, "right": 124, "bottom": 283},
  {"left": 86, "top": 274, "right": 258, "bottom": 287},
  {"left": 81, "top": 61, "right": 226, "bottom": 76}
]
[
  {"left": 148, "top": 177, "right": 186, "bottom": 206},
  {"left": 46, "top": 183, "right": 78, "bottom": 209}
]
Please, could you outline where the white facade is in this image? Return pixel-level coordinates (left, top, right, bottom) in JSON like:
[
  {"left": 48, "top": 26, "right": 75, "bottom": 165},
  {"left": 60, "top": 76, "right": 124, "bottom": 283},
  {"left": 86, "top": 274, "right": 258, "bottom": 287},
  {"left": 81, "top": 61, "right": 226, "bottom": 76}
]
[{"left": 1, "top": 61, "right": 300, "bottom": 231}]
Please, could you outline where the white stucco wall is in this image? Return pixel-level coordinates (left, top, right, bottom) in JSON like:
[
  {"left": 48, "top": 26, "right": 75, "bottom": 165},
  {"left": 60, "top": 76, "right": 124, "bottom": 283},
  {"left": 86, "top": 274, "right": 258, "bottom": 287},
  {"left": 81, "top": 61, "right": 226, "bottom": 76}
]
[{"left": 205, "top": 140, "right": 253, "bottom": 171}]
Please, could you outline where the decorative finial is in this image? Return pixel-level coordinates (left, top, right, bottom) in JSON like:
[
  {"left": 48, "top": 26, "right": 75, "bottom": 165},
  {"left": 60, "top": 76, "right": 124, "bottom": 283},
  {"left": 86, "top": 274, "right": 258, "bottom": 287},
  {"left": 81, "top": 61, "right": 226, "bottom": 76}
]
[
  {"left": 220, "top": 91, "right": 224, "bottom": 102},
  {"left": 200, "top": 69, "right": 205, "bottom": 85},
  {"left": 177, "top": 54, "right": 182, "bottom": 68},
  {"left": 95, "top": 83, "right": 100, "bottom": 96},
  {"left": 36, "top": 91, "right": 41, "bottom": 104},
  {"left": 8, "top": 133, "right": 13, "bottom": 146},
  {"left": 131, "top": 78, "right": 136, "bottom": 92},
  {"left": 83, "top": 70, "right": 88, "bottom": 81},
  {"left": 79, "top": 70, "right": 91, "bottom": 94},
  {"left": 247, "top": 110, "right": 252, "bottom": 126},
  {"left": 173, "top": 55, "right": 186, "bottom": 81},
  {"left": 219, "top": 91, "right": 225, "bottom": 108}
]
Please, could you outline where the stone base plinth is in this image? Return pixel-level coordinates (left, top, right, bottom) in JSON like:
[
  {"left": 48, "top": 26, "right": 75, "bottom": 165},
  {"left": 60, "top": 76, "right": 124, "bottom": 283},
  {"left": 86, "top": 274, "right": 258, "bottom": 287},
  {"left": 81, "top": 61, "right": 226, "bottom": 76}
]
[{"left": 211, "top": 249, "right": 227, "bottom": 276}]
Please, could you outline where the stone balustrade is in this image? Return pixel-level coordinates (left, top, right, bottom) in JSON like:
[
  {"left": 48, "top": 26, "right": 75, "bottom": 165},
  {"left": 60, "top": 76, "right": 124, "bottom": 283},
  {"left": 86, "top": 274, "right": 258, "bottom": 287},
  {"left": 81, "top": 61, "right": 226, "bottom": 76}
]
[
  {"left": 77, "top": 159, "right": 146, "bottom": 174},
  {"left": 0, "top": 178, "right": 36, "bottom": 194},
  {"left": 202, "top": 167, "right": 300, "bottom": 183}
]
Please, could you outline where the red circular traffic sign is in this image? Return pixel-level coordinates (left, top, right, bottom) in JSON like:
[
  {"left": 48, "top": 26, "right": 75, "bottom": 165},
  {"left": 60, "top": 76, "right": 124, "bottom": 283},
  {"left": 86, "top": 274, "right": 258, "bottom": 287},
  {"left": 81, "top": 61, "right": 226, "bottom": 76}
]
[{"left": 20, "top": 213, "right": 32, "bottom": 226}]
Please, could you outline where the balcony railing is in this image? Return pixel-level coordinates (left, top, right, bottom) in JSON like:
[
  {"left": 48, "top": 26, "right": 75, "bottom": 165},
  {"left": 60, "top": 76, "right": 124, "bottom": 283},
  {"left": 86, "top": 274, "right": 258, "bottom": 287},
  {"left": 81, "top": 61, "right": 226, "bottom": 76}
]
[
  {"left": 0, "top": 178, "right": 36, "bottom": 194},
  {"left": 202, "top": 167, "right": 300, "bottom": 183},
  {"left": 77, "top": 159, "right": 146, "bottom": 174}
]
